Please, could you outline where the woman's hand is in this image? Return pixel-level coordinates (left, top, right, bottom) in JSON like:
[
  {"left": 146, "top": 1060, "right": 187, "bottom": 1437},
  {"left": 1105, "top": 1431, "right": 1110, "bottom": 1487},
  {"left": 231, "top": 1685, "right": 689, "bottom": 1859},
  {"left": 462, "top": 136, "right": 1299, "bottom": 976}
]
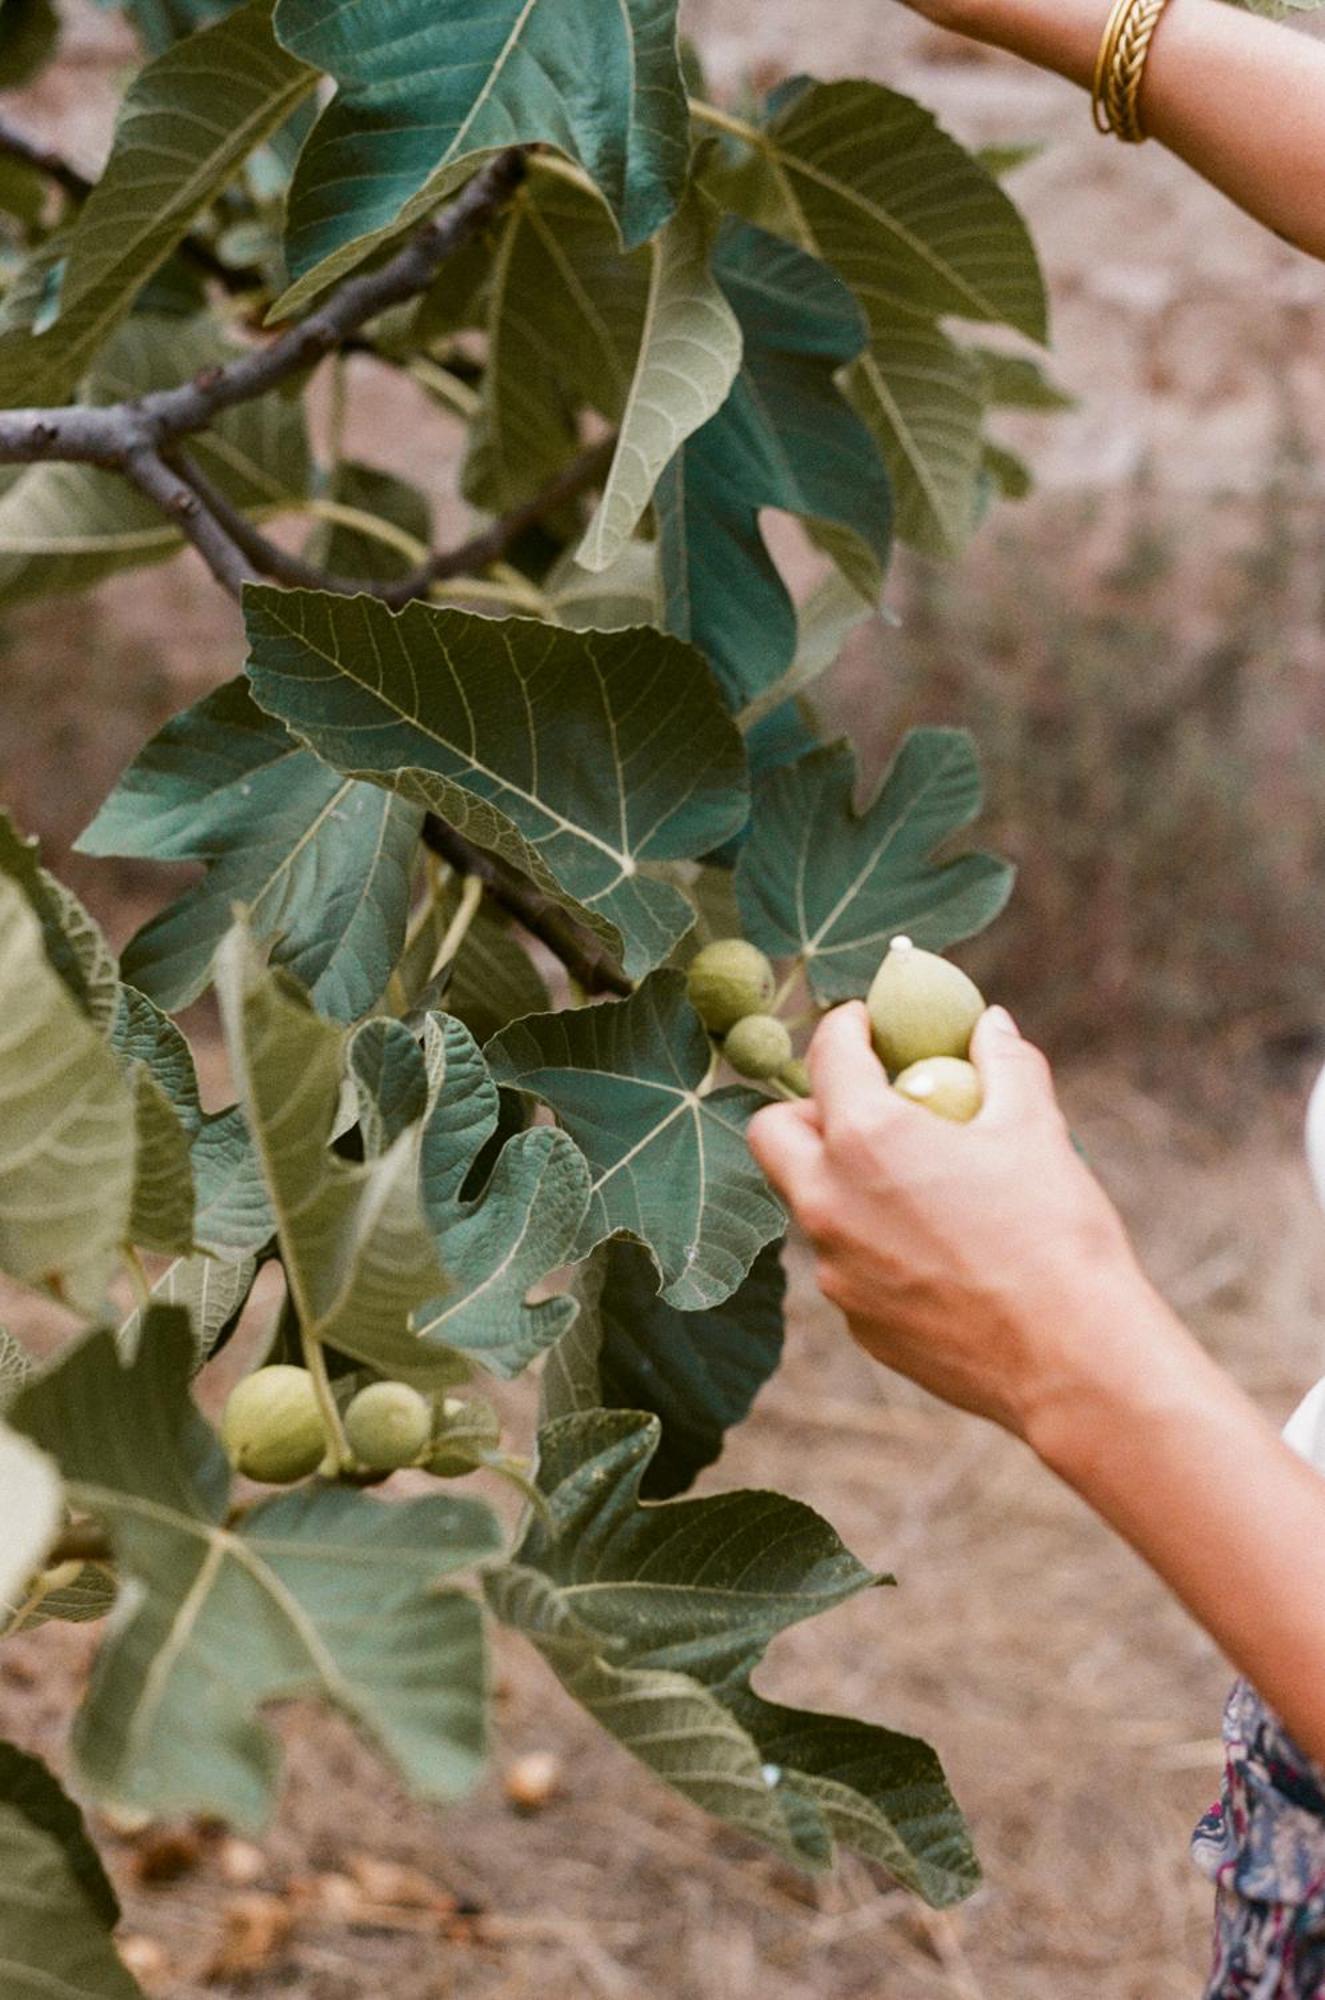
[{"left": 748, "top": 1001, "right": 1168, "bottom": 1440}]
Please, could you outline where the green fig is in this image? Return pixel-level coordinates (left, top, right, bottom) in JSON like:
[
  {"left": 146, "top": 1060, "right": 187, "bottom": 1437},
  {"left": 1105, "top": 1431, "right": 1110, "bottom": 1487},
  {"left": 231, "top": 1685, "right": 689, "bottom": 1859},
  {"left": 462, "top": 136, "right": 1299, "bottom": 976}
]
[
  {"left": 221, "top": 1365, "right": 326, "bottom": 1485},
  {"left": 724, "top": 1012, "right": 793, "bottom": 1080},
  {"left": 866, "top": 936, "right": 985, "bottom": 1074},
  {"left": 425, "top": 1396, "right": 502, "bottom": 1478},
  {"left": 778, "top": 1056, "right": 812, "bottom": 1098},
  {"left": 344, "top": 1380, "right": 432, "bottom": 1472},
  {"left": 893, "top": 1055, "right": 982, "bottom": 1123},
  {"left": 686, "top": 938, "right": 776, "bottom": 1034}
]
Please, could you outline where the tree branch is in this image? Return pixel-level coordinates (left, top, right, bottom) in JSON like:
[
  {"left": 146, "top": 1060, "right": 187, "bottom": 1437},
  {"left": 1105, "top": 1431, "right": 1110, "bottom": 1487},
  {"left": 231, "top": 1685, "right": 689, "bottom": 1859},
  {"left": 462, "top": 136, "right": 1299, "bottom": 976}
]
[
  {"left": 0, "top": 112, "right": 262, "bottom": 291},
  {"left": 0, "top": 148, "right": 528, "bottom": 468},
  {"left": 123, "top": 449, "right": 256, "bottom": 597},
  {"left": 171, "top": 431, "right": 617, "bottom": 608},
  {"left": 421, "top": 818, "right": 633, "bottom": 998}
]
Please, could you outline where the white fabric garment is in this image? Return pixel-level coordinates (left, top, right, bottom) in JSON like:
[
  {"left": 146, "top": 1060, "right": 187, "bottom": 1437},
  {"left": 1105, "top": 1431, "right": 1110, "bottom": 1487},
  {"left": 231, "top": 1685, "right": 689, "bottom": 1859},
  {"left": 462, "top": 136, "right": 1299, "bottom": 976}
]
[{"left": 1281, "top": 1063, "right": 1325, "bottom": 1474}]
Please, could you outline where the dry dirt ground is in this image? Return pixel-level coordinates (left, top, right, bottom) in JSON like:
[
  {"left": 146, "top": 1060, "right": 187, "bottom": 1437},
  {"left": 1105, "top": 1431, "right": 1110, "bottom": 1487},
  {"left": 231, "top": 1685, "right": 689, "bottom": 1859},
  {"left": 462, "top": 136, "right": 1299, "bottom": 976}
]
[{"left": 4, "top": 4, "right": 1325, "bottom": 1997}]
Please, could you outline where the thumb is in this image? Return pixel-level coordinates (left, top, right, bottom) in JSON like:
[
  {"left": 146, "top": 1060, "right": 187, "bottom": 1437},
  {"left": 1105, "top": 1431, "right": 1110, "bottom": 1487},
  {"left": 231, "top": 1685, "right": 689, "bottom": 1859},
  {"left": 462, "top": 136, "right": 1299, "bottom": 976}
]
[{"left": 970, "top": 1006, "right": 1059, "bottom": 1126}]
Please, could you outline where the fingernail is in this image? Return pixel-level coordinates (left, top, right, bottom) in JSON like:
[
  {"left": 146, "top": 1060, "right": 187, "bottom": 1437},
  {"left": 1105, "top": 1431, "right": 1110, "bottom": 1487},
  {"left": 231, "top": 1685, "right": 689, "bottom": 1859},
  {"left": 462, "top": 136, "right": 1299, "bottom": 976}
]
[{"left": 985, "top": 1005, "right": 1020, "bottom": 1036}]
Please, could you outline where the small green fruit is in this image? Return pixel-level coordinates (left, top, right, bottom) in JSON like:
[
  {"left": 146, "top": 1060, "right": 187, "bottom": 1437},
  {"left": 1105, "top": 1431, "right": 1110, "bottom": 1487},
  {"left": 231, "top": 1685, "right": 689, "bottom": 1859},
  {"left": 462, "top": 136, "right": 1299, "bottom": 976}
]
[
  {"left": 866, "top": 936, "right": 985, "bottom": 1074},
  {"left": 686, "top": 938, "right": 775, "bottom": 1034},
  {"left": 778, "top": 1056, "right": 812, "bottom": 1098},
  {"left": 222, "top": 1366, "right": 326, "bottom": 1485},
  {"left": 893, "top": 1056, "right": 982, "bottom": 1123},
  {"left": 344, "top": 1381, "right": 432, "bottom": 1472},
  {"left": 724, "top": 1013, "right": 793, "bottom": 1080}
]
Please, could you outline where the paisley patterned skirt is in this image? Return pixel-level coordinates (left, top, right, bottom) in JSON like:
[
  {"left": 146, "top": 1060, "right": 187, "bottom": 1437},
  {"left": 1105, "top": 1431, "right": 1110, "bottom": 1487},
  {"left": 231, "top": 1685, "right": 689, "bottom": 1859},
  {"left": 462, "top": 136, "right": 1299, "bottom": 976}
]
[{"left": 1192, "top": 1679, "right": 1325, "bottom": 1997}]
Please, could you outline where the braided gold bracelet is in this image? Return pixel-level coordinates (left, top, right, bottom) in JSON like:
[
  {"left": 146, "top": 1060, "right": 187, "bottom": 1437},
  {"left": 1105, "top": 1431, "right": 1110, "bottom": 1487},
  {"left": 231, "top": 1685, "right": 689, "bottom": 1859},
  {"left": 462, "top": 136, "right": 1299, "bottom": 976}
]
[{"left": 1091, "top": 0, "right": 1173, "bottom": 143}]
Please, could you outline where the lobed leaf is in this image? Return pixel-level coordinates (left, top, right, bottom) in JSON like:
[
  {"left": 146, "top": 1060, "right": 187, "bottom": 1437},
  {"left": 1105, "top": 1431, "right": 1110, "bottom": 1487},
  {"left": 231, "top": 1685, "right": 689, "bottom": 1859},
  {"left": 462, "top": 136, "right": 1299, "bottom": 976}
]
[
  {"left": 736, "top": 730, "right": 1013, "bottom": 1003},
  {"left": 0, "top": 811, "right": 118, "bottom": 1027},
  {"left": 0, "top": 1744, "right": 144, "bottom": 1998},
  {"left": 0, "top": 2, "right": 313, "bottom": 406},
  {"left": 656, "top": 220, "right": 890, "bottom": 745},
  {"left": 489, "top": 1410, "right": 977, "bottom": 1900},
  {"left": 0, "top": 877, "right": 135, "bottom": 1313},
  {"left": 543, "top": 1238, "right": 785, "bottom": 1497},
  {"left": 488, "top": 971, "right": 785, "bottom": 1310},
  {"left": 272, "top": 0, "right": 691, "bottom": 314},
  {"left": 243, "top": 589, "right": 750, "bottom": 982},
  {"left": 79, "top": 675, "right": 421, "bottom": 1021},
  {"left": 9, "top": 1309, "right": 500, "bottom": 1829},
  {"left": 216, "top": 927, "right": 453, "bottom": 1385},
  {"left": 577, "top": 187, "right": 742, "bottom": 572},
  {"left": 414, "top": 1014, "right": 590, "bottom": 1378}
]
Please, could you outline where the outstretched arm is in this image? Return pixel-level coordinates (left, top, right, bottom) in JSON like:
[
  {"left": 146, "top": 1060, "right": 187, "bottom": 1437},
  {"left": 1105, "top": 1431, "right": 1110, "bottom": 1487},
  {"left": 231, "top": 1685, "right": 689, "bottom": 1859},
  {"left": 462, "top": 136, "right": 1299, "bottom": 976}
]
[
  {"left": 750, "top": 1005, "right": 1325, "bottom": 1768},
  {"left": 905, "top": 0, "right": 1325, "bottom": 260}
]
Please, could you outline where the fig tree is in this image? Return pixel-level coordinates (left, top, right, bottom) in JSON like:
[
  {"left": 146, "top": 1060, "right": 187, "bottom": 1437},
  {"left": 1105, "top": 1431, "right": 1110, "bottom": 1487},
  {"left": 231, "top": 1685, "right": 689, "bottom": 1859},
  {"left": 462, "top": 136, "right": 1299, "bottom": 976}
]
[
  {"left": 724, "top": 1013, "right": 793, "bottom": 1080},
  {"left": 344, "top": 1380, "right": 432, "bottom": 1471},
  {"left": 221, "top": 1365, "right": 326, "bottom": 1485},
  {"left": 866, "top": 936, "right": 985, "bottom": 1074},
  {"left": 893, "top": 1056, "right": 982, "bottom": 1123},
  {"left": 686, "top": 938, "right": 775, "bottom": 1034}
]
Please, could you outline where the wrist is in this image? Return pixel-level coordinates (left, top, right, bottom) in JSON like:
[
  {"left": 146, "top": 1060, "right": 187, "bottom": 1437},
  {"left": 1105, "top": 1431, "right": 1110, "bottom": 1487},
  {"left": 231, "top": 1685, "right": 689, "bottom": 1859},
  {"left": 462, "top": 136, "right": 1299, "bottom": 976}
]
[{"left": 1019, "top": 1267, "right": 1215, "bottom": 1480}]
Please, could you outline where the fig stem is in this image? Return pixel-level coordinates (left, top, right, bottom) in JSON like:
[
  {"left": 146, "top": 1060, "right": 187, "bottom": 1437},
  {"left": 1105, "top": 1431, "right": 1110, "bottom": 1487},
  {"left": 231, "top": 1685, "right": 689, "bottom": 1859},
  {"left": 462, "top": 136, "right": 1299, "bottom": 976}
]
[
  {"left": 124, "top": 1244, "right": 152, "bottom": 1312},
  {"left": 770, "top": 960, "right": 806, "bottom": 1015},
  {"left": 429, "top": 870, "right": 485, "bottom": 983},
  {"left": 299, "top": 1323, "right": 352, "bottom": 1477}
]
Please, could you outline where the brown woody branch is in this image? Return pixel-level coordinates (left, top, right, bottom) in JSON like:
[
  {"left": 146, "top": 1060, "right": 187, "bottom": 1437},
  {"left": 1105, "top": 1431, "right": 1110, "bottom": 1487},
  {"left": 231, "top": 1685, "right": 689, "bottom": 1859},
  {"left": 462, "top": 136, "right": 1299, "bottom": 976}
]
[{"left": 422, "top": 818, "right": 633, "bottom": 999}]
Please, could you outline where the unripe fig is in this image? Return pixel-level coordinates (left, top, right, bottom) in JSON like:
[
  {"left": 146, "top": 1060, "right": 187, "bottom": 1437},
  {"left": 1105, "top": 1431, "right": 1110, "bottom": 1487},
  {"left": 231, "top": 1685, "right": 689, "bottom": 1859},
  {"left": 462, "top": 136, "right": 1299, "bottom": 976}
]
[
  {"left": 893, "top": 1056, "right": 982, "bottom": 1123},
  {"left": 686, "top": 938, "right": 775, "bottom": 1034},
  {"left": 866, "top": 936, "right": 985, "bottom": 1074},
  {"left": 724, "top": 1013, "right": 793, "bottom": 1080},
  {"left": 344, "top": 1380, "right": 432, "bottom": 1471},
  {"left": 778, "top": 1056, "right": 811, "bottom": 1098},
  {"left": 221, "top": 1366, "right": 326, "bottom": 1485}
]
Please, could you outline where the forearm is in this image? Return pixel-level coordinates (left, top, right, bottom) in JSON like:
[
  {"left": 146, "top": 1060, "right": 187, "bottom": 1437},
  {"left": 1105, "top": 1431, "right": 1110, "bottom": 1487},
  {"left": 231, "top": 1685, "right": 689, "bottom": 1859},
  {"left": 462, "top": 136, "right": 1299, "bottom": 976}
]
[
  {"left": 939, "top": 0, "right": 1325, "bottom": 261},
  {"left": 1028, "top": 1283, "right": 1325, "bottom": 1766}
]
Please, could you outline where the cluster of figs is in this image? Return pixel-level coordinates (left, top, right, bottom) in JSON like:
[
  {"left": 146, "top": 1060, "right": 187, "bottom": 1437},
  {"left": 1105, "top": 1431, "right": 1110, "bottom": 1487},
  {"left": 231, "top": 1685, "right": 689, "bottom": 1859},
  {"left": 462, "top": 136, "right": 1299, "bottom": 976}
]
[
  {"left": 686, "top": 932, "right": 987, "bottom": 1123},
  {"left": 219, "top": 936, "right": 989, "bottom": 1490}
]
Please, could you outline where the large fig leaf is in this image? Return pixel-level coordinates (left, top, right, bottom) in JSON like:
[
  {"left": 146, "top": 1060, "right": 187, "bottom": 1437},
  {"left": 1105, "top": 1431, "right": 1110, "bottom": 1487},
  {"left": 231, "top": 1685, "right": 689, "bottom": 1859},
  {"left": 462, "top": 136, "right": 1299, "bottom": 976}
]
[
  {"left": 0, "top": 316, "right": 310, "bottom": 606},
  {"left": 272, "top": 0, "right": 690, "bottom": 314},
  {"left": 487, "top": 971, "right": 784, "bottom": 1310},
  {"left": 736, "top": 730, "right": 1013, "bottom": 1003},
  {"left": 656, "top": 220, "right": 890, "bottom": 736},
  {"left": 463, "top": 171, "right": 649, "bottom": 515},
  {"left": 215, "top": 927, "right": 455, "bottom": 1384},
  {"left": 9, "top": 1308, "right": 500, "bottom": 1829},
  {"left": 414, "top": 1015, "right": 590, "bottom": 1378},
  {"left": 79, "top": 676, "right": 421, "bottom": 1021},
  {"left": 0, "top": 813, "right": 117, "bottom": 1027},
  {"left": 722, "top": 79, "right": 1046, "bottom": 554},
  {"left": 0, "top": 3, "right": 313, "bottom": 406},
  {"left": 488, "top": 1410, "right": 977, "bottom": 1901},
  {"left": 0, "top": 1745, "right": 144, "bottom": 1999},
  {"left": 576, "top": 187, "right": 741, "bottom": 572},
  {"left": 0, "top": 876, "right": 135, "bottom": 1313},
  {"left": 543, "top": 1238, "right": 785, "bottom": 1497},
  {"left": 243, "top": 589, "right": 749, "bottom": 982}
]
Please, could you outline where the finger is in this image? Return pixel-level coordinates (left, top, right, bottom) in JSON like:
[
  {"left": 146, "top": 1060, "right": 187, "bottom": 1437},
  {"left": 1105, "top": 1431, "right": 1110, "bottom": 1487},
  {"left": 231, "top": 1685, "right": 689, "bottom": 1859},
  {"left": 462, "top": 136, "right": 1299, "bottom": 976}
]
[
  {"left": 971, "top": 1006, "right": 1058, "bottom": 1126},
  {"left": 807, "top": 1001, "right": 895, "bottom": 1140},
  {"left": 747, "top": 1101, "right": 825, "bottom": 1206}
]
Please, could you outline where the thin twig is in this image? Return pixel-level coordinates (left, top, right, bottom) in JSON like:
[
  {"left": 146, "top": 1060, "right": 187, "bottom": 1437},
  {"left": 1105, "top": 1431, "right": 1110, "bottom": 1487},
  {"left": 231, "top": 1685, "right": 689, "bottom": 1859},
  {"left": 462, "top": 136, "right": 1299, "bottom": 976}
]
[
  {"left": 421, "top": 817, "right": 633, "bottom": 998},
  {"left": 0, "top": 113, "right": 261, "bottom": 290},
  {"left": 0, "top": 148, "right": 528, "bottom": 468},
  {"left": 170, "top": 430, "right": 615, "bottom": 608},
  {"left": 121, "top": 449, "right": 255, "bottom": 597}
]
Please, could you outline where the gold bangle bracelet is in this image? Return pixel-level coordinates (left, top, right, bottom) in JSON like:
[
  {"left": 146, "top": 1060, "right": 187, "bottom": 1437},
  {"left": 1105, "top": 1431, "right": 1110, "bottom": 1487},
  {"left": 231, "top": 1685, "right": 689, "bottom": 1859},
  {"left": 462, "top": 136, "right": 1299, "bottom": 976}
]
[{"left": 1091, "top": 0, "right": 1173, "bottom": 143}]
